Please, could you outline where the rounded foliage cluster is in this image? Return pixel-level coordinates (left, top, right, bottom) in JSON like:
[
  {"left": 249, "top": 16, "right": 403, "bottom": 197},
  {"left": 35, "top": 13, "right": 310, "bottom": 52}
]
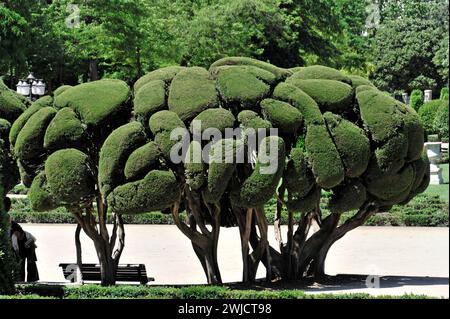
[{"left": 6, "top": 57, "right": 430, "bottom": 221}]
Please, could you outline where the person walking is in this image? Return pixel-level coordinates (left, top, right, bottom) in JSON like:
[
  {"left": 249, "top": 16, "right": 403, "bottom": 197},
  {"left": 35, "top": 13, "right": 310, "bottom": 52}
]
[{"left": 10, "top": 221, "right": 39, "bottom": 282}]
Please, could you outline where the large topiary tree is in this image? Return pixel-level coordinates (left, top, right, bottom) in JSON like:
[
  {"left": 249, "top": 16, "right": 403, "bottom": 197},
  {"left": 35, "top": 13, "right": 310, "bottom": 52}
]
[
  {"left": 118, "top": 58, "right": 429, "bottom": 284},
  {"left": 8, "top": 79, "right": 144, "bottom": 285},
  {"left": 9, "top": 57, "right": 429, "bottom": 286}
]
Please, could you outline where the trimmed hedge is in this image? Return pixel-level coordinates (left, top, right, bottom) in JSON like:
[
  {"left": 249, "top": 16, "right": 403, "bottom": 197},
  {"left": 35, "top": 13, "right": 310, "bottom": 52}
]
[
  {"left": 9, "top": 103, "right": 43, "bottom": 146},
  {"left": 0, "top": 79, "right": 27, "bottom": 123},
  {"left": 8, "top": 192, "right": 448, "bottom": 227},
  {"left": 133, "top": 80, "right": 166, "bottom": 123},
  {"left": 184, "top": 141, "right": 206, "bottom": 191},
  {"left": 203, "top": 139, "right": 241, "bottom": 203},
  {"left": 237, "top": 110, "right": 272, "bottom": 132},
  {"left": 190, "top": 108, "right": 236, "bottom": 134},
  {"left": 54, "top": 79, "right": 131, "bottom": 126},
  {"left": 168, "top": 67, "right": 218, "bottom": 121},
  {"left": 28, "top": 172, "right": 58, "bottom": 212},
  {"left": 134, "top": 66, "right": 185, "bottom": 94},
  {"left": 328, "top": 180, "right": 367, "bottom": 214},
  {"left": 260, "top": 98, "right": 303, "bottom": 135},
  {"left": 215, "top": 66, "right": 272, "bottom": 109},
  {"left": 45, "top": 149, "right": 94, "bottom": 205},
  {"left": 124, "top": 141, "right": 161, "bottom": 181},
  {"left": 357, "top": 90, "right": 403, "bottom": 143},
  {"left": 324, "top": 112, "right": 370, "bottom": 178},
  {"left": 349, "top": 75, "right": 374, "bottom": 88},
  {"left": 149, "top": 110, "right": 186, "bottom": 159},
  {"left": 285, "top": 78, "right": 353, "bottom": 113},
  {"left": 99, "top": 122, "right": 147, "bottom": 197},
  {"left": 44, "top": 107, "right": 86, "bottom": 151},
  {"left": 8, "top": 284, "right": 433, "bottom": 299},
  {"left": 232, "top": 136, "right": 285, "bottom": 208},
  {"left": 289, "top": 65, "right": 352, "bottom": 84},
  {"left": 284, "top": 148, "right": 315, "bottom": 198},
  {"left": 107, "top": 170, "right": 180, "bottom": 215},
  {"left": 53, "top": 85, "right": 72, "bottom": 97},
  {"left": 210, "top": 56, "right": 291, "bottom": 81},
  {"left": 14, "top": 107, "right": 57, "bottom": 160}
]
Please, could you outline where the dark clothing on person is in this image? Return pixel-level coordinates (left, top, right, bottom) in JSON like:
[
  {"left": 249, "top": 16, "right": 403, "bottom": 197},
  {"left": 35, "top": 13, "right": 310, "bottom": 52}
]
[
  {"left": 10, "top": 220, "right": 22, "bottom": 236},
  {"left": 18, "top": 247, "right": 39, "bottom": 282},
  {"left": 11, "top": 223, "right": 39, "bottom": 282}
]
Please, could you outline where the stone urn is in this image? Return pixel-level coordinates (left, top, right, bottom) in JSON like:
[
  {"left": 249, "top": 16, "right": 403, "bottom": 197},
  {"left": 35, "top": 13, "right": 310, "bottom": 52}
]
[{"left": 424, "top": 142, "right": 443, "bottom": 185}]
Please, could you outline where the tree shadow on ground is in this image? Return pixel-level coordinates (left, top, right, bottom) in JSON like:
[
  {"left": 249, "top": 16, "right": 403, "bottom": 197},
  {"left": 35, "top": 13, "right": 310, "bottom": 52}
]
[{"left": 227, "top": 274, "right": 449, "bottom": 292}]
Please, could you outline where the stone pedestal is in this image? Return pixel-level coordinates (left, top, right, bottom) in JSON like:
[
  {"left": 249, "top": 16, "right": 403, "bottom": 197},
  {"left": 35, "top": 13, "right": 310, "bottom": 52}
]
[
  {"left": 424, "top": 90, "right": 433, "bottom": 103},
  {"left": 424, "top": 142, "right": 443, "bottom": 185},
  {"left": 402, "top": 93, "right": 410, "bottom": 105}
]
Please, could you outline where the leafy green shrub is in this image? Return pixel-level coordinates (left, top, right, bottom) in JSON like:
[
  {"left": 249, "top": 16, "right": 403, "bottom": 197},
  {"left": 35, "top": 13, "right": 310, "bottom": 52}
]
[
  {"left": 427, "top": 134, "right": 439, "bottom": 142},
  {"left": 418, "top": 100, "right": 442, "bottom": 134},
  {"left": 9, "top": 184, "right": 28, "bottom": 195},
  {"left": 440, "top": 87, "right": 449, "bottom": 100},
  {"left": 433, "top": 100, "right": 449, "bottom": 140},
  {"left": 8, "top": 192, "right": 448, "bottom": 227},
  {"left": 410, "top": 89, "right": 424, "bottom": 111}
]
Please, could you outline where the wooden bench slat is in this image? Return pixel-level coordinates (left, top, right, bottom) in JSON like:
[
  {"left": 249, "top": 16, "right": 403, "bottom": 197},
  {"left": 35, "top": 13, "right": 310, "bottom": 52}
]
[{"left": 59, "top": 263, "right": 150, "bottom": 284}]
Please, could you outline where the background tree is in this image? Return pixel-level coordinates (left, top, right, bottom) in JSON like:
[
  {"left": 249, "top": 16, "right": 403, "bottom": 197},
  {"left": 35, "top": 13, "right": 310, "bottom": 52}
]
[
  {"left": 371, "top": 0, "right": 449, "bottom": 94},
  {"left": 333, "top": 0, "right": 374, "bottom": 74}
]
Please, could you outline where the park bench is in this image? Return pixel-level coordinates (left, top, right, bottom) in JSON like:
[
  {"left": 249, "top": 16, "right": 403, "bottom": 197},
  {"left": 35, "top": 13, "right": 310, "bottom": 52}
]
[{"left": 59, "top": 263, "right": 153, "bottom": 284}]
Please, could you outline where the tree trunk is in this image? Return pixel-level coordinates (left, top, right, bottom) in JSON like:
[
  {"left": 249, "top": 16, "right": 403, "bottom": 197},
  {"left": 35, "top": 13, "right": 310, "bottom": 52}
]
[
  {"left": 94, "top": 240, "right": 116, "bottom": 286},
  {"left": 89, "top": 59, "right": 99, "bottom": 81},
  {"left": 235, "top": 207, "right": 273, "bottom": 283},
  {"left": 74, "top": 224, "right": 83, "bottom": 283},
  {"left": 70, "top": 203, "right": 126, "bottom": 286},
  {"left": 136, "top": 47, "right": 143, "bottom": 79},
  {"left": 171, "top": 197, "right": 223, "bottom": 284}
]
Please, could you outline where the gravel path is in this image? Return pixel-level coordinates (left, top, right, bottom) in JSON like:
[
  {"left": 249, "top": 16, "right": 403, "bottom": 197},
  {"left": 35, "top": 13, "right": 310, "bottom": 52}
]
[{"left": 19, "top": 224, "right": 449, "bottom": 298}]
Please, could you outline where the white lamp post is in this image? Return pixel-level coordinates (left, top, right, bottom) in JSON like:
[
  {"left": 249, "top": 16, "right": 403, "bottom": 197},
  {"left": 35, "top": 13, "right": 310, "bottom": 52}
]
[{"left": 16, "top": 73, "right": 46, "bottom": 101}]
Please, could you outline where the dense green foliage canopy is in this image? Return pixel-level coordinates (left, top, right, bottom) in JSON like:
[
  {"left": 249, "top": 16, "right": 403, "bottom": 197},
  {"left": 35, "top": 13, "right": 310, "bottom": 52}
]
[{"left": 1, "top": 0, "right": 447, "bottom": 97}]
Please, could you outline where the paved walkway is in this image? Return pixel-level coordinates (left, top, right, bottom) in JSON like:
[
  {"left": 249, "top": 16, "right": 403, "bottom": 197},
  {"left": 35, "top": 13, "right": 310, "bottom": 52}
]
[{"left": 21, "top": 225, "right": 449, "bottom": 298}]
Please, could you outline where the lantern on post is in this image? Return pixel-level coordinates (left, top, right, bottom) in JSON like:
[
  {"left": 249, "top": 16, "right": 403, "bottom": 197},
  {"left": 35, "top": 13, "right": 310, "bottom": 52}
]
[{"left": 16, "top": 73, "right": 46, "bottom": 101}]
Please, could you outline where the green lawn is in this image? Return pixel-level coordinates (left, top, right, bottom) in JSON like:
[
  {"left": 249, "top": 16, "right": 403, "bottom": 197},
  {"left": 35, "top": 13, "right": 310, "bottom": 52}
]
[{"left": 424, "top": 163, "right": 449, "bottom": 202}]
